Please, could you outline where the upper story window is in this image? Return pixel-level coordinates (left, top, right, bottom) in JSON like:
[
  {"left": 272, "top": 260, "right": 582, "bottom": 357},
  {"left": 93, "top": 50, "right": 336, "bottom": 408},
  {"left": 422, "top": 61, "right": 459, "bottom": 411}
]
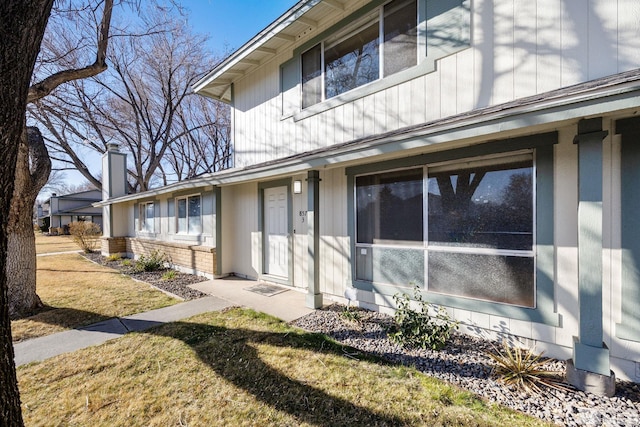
[
  {"left": 139, "top": 202, "right": 154, "bottom": 233},
  {"left": 176, "top": 194, "right": 201, "bottom": 234},
  {"left": 302, "top": 0, "right": 417, "bottom": 108}
]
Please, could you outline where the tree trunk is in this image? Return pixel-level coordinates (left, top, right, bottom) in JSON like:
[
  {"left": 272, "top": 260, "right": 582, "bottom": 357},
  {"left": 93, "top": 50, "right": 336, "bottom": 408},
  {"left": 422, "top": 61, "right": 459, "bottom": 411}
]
[
  {"left": 7, "top": 229, "right": 39, "bottom": 319},
  {"left": 0, "top": 1, "right": 54, "bottom": 424},
  {"left": 7, "top": 128, "right": 51, "bottom": 318}
]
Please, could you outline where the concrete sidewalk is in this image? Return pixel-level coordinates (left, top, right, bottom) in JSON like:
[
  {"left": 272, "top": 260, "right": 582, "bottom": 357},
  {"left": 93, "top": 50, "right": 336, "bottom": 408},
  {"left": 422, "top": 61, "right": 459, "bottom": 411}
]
[
  {"left": 14, "top": 278, "right": 315, "bottom": 367},
  {"left": 189, "top": 276, "right": 315, "bottom": 322}
]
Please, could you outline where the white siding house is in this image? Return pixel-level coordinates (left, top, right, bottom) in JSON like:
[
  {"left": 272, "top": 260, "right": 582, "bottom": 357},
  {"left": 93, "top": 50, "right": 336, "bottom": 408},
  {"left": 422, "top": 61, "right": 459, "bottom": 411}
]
[
  {"left": 99, "top": 0, "right": 640, "bottom": 392},
  {"left": 39, "top": 189, "right": 103, "bottom": 231}
]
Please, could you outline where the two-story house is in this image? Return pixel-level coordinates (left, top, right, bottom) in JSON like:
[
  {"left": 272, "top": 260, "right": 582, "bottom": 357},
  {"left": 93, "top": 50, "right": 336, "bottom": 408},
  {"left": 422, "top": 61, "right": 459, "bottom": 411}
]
[
  {"left": 98, "top": 0, "right": 640, "bottom": 393},
  {"left": 39, "top": 189, "right": 103, "bottom": 232}
]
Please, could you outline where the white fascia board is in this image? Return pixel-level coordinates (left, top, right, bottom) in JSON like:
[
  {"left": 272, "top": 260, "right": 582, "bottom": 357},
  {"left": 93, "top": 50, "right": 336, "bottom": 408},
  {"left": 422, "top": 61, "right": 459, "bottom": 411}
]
[
  {"left": 192, "top": 0, "right": 323, "bottom": 95},
  {"left": 93, "top": 177, "right": 219, "bottom": 207}
]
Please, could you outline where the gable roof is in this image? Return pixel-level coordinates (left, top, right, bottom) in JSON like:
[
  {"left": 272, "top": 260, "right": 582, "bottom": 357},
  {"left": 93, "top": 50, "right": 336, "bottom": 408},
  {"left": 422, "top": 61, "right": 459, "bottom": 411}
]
[
  {"left": 193, "top": 0, "right": 355, "bottom": 102},
  {"left": 45, "top": 189, "right": 101, "bottom": 204}
]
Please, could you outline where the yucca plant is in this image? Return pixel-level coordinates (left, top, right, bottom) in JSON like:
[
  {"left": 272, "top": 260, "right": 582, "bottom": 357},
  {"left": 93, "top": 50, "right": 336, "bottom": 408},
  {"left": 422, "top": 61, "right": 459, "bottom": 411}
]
[
  {"left": 487, "top": 341, "right": 571, "bottom": 393},
  {"left": 106, "top": 253, "right": 122, "bottom": 262}
]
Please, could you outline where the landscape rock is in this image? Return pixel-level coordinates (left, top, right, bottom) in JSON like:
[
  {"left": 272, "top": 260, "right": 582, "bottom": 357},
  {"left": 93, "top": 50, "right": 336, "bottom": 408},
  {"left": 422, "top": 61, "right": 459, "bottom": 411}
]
[{"left": 292, "top": 304, "right": 640, "bottom": 426}]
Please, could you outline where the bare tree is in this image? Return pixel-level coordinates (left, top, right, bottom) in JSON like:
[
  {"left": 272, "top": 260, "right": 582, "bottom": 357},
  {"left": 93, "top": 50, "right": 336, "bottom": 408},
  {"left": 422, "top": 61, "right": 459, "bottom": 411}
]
[
  {"left": 158, "top": 92, "right": 232, "bottom": 184},
  {"left": 39, "top": 170, "right": 69, "bottom": 195},
  {"left": 1, "top": 1, "right": 54, "bottom": 423},
  {"left": 7, "top": 0, "right": 115, "bottom": 321},
  {"left": 29, "top": 8, "right": 232, "bottom": 193}
]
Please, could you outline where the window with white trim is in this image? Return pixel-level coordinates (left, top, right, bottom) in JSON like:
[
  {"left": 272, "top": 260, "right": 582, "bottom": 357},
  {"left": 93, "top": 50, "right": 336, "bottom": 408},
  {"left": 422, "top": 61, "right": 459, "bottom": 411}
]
[
  {"left": 176, "top": 195, "right": 201, "bottom": 234},
  {"left": 354, "top": 152, "right": 535, "bottom": 307},
  {"left": 302, "top": 0, "right": 417, "bottom": 108},
  {"left": 139, "top": 202, "right": 154, "bottom": 233}
]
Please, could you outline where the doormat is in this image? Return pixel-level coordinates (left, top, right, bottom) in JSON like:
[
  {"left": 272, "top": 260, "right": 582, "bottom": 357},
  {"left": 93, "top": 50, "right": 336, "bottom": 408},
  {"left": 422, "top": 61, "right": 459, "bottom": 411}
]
[{"left": 245, "top": 283, "right": 288, "bottom": 297}]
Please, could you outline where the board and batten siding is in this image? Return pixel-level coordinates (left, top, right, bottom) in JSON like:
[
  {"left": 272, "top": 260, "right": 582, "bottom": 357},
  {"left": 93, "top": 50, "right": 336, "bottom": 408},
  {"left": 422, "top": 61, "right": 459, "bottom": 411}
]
[
  {"left": 222, "top": 182, "right": 260, "bottom": 279},
  {"left": 231, "top": 0, "right": 640, "bottom": 169},
  {"left": 318, "top": 169, "right": 350, "bottom": 298}
]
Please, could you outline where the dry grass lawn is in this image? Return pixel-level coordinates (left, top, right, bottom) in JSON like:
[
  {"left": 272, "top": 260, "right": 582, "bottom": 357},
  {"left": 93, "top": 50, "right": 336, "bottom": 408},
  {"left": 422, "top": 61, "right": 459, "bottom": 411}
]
[
  {"left": 11, "top": 253, "right": 177, "bottom": 342},
  {"left": 18, "top": 308, "right": 550, "bottom": 427},
  {"left": 35, "top": 232, "right": 81, "bottom": 254}
]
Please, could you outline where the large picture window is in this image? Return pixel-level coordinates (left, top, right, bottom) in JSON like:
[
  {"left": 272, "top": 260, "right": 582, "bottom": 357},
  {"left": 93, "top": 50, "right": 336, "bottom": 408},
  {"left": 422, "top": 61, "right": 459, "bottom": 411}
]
[
  {"left": 176, "top": 195, "right": 201, "bottom": 234},
  {"left": 354, "top": 153, "right": 535, "bottom": 307},
  {"left": 302, "top": 0, "right": 417, "bottom": 107}
]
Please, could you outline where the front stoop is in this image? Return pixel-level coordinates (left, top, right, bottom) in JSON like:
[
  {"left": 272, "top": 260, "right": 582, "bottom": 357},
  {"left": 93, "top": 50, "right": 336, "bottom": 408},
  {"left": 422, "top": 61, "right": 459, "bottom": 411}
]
[{"left": 566, "top": 359, "right": 616, "bottom": 397}]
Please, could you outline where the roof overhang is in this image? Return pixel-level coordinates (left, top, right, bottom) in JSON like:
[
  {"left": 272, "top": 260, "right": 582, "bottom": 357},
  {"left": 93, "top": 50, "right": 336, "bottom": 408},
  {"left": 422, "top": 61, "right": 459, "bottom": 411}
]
[
  {"left": 100, "top": 69, "right": 640, "bottom": 207},
  {"left": 193, "top": 0, "right": 352, "bottom": 102}
]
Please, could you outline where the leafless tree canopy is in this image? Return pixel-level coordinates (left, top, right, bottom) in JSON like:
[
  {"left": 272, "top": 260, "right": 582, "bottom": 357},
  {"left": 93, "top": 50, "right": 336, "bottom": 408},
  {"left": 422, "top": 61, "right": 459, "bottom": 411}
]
[
  {"left": 29, "top": 4, "right": 232, "bottom": 193},
  {"left": 29, "top": 0, "right": 116, "bottom": 103}
]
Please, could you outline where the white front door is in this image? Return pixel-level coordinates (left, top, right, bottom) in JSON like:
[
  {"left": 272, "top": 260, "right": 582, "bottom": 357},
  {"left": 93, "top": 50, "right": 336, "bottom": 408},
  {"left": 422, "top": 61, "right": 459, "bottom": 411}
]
[{"left": 264, "top": 186, "right": 289, "bottom": 278}]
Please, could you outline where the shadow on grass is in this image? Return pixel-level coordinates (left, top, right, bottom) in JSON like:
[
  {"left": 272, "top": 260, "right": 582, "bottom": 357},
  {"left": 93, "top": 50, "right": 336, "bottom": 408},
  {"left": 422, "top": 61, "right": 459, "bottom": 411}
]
[
  {"left": 12, "top": 306, "right": 111, "bottom": 342},
  {"left": 22, "top": 307, "right": 409, "bottom": 425},
  {"left": 148, "top": 315, "right": 409, "bottom": 426}
]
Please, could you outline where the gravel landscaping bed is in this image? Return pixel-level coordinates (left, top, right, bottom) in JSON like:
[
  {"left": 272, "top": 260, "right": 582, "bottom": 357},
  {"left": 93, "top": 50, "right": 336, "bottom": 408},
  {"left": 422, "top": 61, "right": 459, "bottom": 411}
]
[
  {"left": 83, "top": 252, "right": 208, "bottom": 300},
  {"left": 292, "top": 304, "right": 640, "bottom": 427}
]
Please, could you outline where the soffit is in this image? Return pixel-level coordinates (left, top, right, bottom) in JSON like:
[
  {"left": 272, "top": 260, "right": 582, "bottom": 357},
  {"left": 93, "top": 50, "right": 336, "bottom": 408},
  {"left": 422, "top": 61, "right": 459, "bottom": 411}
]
[{"left": 193, "top": 0, "right": 365, "bottom": 103}]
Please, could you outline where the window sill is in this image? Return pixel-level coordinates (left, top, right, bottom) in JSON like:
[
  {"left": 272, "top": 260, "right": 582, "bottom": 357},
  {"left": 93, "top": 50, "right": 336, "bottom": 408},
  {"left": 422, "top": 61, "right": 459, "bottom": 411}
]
[
  {"left": 289, "top": 59, "right": 437, "bottom": 122},
  {"left": 174, "top": 234, "right": 208, "bottom": 242},
  {"left": 616, "top": 323, "right": 640, "bottom": 343},
  {"left": 352, "top": 280, "right": 560, "bottom": 327},
  {"left": 137, "top": 232, "right": 157, "bottom": 239}
]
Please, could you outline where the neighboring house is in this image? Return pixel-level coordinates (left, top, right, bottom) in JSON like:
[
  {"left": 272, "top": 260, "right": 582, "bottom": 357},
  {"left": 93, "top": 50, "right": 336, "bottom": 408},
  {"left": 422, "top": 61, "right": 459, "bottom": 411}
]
[
  {"left": 39, "top": 189, "right": 103, "bottom": 231},
  {"left": 98, "top": 0, "right": 640, "bottom": 392}
]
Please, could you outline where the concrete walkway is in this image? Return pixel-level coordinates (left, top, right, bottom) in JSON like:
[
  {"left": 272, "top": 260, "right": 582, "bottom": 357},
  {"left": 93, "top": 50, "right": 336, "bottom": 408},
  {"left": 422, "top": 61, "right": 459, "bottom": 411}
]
[
  {"left": 36, "top": 250, "right": 82, "bottom": 257},
  {"left": 14, "top": 278, "right": 314, "bottom": 367},
  {"left": 189, "top": 277, "right": 315, "bottom": 322}
]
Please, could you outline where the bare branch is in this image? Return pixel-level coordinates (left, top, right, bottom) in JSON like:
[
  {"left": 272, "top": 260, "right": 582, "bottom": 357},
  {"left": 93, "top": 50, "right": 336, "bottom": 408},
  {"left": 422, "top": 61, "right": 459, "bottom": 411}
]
[{"left": 27, "top": 0, "right": 113, "bottom": 103}]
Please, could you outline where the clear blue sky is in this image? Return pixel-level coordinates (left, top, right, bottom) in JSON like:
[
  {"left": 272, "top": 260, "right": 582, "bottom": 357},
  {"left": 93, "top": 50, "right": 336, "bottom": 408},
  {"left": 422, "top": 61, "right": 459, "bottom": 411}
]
[{"left": 179, "top": 0, "right": 299, "bottom": 54}]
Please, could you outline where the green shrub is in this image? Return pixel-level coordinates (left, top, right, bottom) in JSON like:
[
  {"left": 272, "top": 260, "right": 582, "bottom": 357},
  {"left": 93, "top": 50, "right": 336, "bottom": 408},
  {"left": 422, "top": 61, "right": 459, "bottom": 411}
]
[
  {"left": 134, "top": 250, "right": 169, "bottom": 272},
  {"left": 121, "top": 259, "right": 132, "bottom": 267},
  {"left": 68, "top": 221, "right": 101, "bottom": 253},
  {"left": 161, "top": 270, "right": 177, "bottom": 280},
  {"left": 388, "top": 286, "right": 458, "bottom": 351},
  {"left": 340, "top": 306, "right": 361, "bottom": 323}
]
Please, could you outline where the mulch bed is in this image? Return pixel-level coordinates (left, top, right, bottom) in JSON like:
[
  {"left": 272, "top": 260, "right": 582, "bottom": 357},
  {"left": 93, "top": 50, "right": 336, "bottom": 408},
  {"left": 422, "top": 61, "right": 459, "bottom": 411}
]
[{"left": 82, "top": 252, "right": 209, "bottom": 300}]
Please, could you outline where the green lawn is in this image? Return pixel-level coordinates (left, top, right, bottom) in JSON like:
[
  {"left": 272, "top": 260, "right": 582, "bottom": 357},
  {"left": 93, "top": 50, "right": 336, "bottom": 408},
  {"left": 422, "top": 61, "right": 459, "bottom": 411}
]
[
  {"left": 12, "top": 253, "right": 177, "bottom": 342},
  {"left": 34, "top": 233, "right": 80, "bottom": 254}
]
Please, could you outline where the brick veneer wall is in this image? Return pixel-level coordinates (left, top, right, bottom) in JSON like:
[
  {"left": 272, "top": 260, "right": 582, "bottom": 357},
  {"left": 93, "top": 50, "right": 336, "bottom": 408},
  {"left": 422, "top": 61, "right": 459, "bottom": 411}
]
[
  {"left": 101, "top": 237, "right": 127, "bottom": 255},
  {"left": 126, "top": 237, "right": 217, "bottom": 277}
]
